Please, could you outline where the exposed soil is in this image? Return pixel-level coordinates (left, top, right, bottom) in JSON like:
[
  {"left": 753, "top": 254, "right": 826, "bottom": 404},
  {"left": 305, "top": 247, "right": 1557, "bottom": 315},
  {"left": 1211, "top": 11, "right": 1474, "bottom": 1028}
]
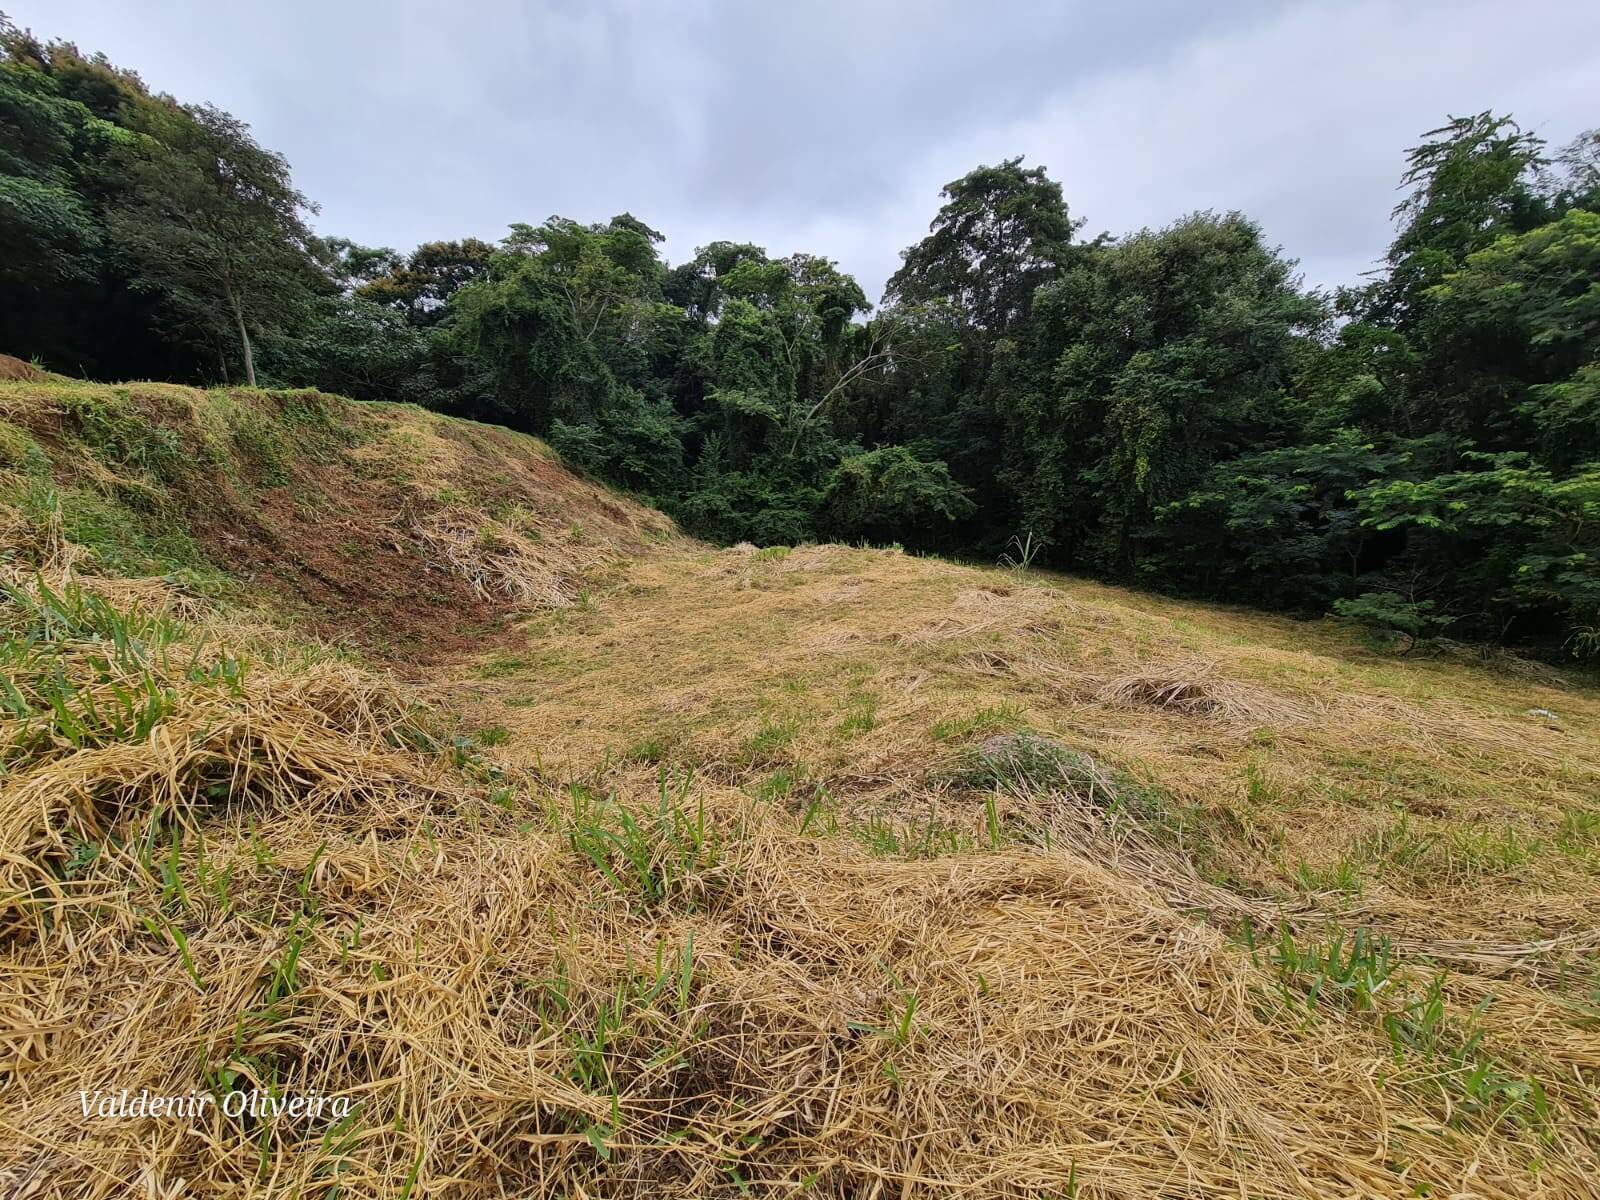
[
  {"left": 183, "top": 466, "right": 517, "bottom": 668},
  {"left": 0, "top": 354, "right": 48, "bottom": 382},
  {"left": 1, "top": 380, "right": 610, "bottom": 669}
]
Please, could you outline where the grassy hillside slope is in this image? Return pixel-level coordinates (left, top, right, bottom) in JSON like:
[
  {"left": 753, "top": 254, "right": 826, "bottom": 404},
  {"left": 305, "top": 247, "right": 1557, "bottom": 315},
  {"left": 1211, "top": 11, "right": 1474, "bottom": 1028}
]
[
  {"left": 2, "top": 364, "right": 1597, "bottom": 1199},
  {"left": 0, "top": 357, "right": 675, "bottom": 660}
]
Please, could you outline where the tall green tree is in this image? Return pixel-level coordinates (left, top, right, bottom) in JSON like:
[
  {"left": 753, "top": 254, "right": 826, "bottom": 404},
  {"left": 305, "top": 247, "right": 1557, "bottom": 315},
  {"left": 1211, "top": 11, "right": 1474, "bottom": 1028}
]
[
  {"left": 1366, "top": 112, "right": 1550, "bottom": 334},
  {"left": 107, "top": 102, "right": 318, "bottom": 385},
  {"left": 445, "top": 214, "right": 687, "bottom": 495},
  {"left": 0, "top": 24, "right": 179, "bottom": 378},
  {"left": 356, "top": 237, "right": 494, "bottom": 325},
  {"left": 998, "top": 213, "right": 1323, "bottom": 573},
  {"left": 885, "top": 156, "right": 1079, "bottom": 335},
  {"left": 0, "top": 38, "right": 100, "bottom": 290}
]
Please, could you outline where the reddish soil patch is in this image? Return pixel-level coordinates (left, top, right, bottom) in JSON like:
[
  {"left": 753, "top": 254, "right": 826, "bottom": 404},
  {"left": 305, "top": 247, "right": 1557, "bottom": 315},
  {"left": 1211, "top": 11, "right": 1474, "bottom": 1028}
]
[
  {"left": 4, "top": 379, "right": 659, "bottom": 669},
  {"left": 182, "top": 466, "right": 518, "bottom": 670},
  {"left": 0, "top": 354, "right": 48, "bottom": 382}
]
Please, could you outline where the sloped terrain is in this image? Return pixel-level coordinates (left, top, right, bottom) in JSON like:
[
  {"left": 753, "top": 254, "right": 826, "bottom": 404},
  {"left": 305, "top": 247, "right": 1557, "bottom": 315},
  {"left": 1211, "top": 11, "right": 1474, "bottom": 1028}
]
[
  {"left": 0, "top": 361, "right": 675, "bottom": 661},
  {"left": 2, "top": 367, "right": 1598, "bottom": 1199}
]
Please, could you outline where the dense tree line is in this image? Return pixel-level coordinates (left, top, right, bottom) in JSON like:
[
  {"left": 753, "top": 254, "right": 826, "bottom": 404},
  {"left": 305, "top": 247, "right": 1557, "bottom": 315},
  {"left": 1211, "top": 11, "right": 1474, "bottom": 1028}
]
[{"left": 3, "top": 25, "right": 1597, "bottom": 656}]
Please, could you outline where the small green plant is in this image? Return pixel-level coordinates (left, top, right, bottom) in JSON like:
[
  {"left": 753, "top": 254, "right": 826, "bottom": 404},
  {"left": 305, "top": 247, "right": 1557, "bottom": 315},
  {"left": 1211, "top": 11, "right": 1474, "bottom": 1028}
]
[
  {"left": 997, "top": 531, "right": 1043, "bottom": 573},
  {"left": 0, "top": 577, "right": 254, "bottom": 782},
  {"left": 953, "top": 730, "right": 1079, "bottom": 789},
  {"left": 0, "top": 419, "right": 42, "bottom": 469},
  {"left": 62, "top": 390, "right": 184, "bottom": 482},
  {"left": 1252, "top": 923, "right": 1550, "bottom": 1131},
  {"left": 1292, "top": 857, "right": 1363, "bottom": 895},
  {"left": 753, "top": 765, "right": 803, "bottom": 802},
  {"left": 476, "top": 653, "right": 529, "bottom": 678},
  {"left": 138, "top": 908, "right": 206, "bottom": 992},
  {"left": 1563, "top": 624, "right": 1600, "bottom": 660},
  {"left": 837, "top": 698, "right": 877, "bottom": 736},
  {"left": 1332, "top": 592, "right": 1453, "bottom": 654},
  {"left": 313, "top": 1102, "right": 367, "bottom": 1192},
  {"left": 565, "top": 770, "right": 719, "bottom": 905},
  {"left": 1557, "top": 806, "right": 1599, "bottom": 855},
  {"left": 743, "top": 718, "right": 797, "bottom": 763},
  {"left": 853, "top": 811, "right": 969, "bottom": 859},
  {"left": 625, "top": 736, "right": 669, "bottom": 764},
  {"left": 797, "top": 790, "right": 838, "bottom": 836},
  {"left": 262, "top": 912, "right": 314, "bottom": 1006},
  {"left": 231, "top": 413, "right": 290, "bottom": 485},
  {"left": 1263, "top": 924, "right": 1395, "bottom": 1018},
  {"left": 984, "top": 792, "right": 1004, "bottom": 849},
  {"left": 61, "top": 838, "right": 100, "bottom": 878},
  {"left": 930, "top": 702, "right": 1023, "bottom": 741},
  {"left": 1244, "top": 762, "right": 1282, "bottom": 806},
  {"left": 1443, "top": 825, "right": 1541, "bottom": 875},
  {"left": 850, "top": 989, "right": 919, "bottom": 1047},
  {"left": 1382, "top": 979, "right": 1549, "bottom": 1127},
  {"left": 1356, "top": 810, "right": 1439, "bottom": 874}
]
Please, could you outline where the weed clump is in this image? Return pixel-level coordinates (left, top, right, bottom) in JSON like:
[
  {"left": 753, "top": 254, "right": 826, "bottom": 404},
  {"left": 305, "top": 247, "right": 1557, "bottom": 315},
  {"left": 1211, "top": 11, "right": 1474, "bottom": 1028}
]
[
  {"left": 229, "top": 411, "right": 290, "bottom": 485},
  {"left": 60, "top": 388, "right": 186, "bottom": 483},
  {"left": 956, "top": 730, "right": 1102, "bottom": 793},
  {"left": 0, "top": 418, "right": 42, "bottom": 469}
]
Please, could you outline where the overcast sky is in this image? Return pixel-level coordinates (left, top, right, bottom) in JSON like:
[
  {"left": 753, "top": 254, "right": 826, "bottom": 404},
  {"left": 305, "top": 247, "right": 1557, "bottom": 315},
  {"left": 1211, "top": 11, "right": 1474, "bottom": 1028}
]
[{"left": 8, "top": 0, "right": 1597, "bottom": 303}]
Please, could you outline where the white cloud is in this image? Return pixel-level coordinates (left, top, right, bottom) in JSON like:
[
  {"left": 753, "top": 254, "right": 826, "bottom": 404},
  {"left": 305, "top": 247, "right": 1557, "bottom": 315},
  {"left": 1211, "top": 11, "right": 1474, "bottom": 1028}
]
[{"left": 8, "top": 0, "right": 1596, "bottom": 301}]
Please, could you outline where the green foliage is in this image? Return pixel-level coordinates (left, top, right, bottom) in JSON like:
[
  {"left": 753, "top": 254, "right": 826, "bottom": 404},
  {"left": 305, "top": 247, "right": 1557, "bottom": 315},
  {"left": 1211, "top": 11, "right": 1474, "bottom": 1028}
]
[
  {"left": 106, "top": 101, "right": 319, "bottom": 386},
  {"left": 1, "top": 26, "right": 319, "bottom": 383},
  {"left": 1250, "top": 923, "right": 1551, "bottom": 1130},
  {"left": 258, "top": 295, "right": 428, "bottom": 404},
  {"left": 996, "top": 212, "right": 1325, "bottom": 575},
  {"left": 885, "top": 156, "right": 1078, "bottom": 335},
  {"left": 0, "top": 40, "right": 102, "bottom": 289},
  {"left": 354, "top": 237, "right": 493, "bottom": 325},
  {"left": 1350, "top": 456, "right": 1600, "bottom": 647},
  {"left": 0, "top": 575, "right": 244, "bottom": 775},
  {"left": 562, "top": 772, "right": 720, "bottom": 907},
  {"left": 0, "top": 171, "right": 98, "bottom": 285},
  {"left": 1332, "top": 593, "right": 1452, "bottom": 650},
  {"left": 954, "top": 730, "right": 1085, "bottom": 791},
  {"left": 821, "top": 446, "right": 974, "bottom": 542},
  {"left": 0, "top": 419, "right": 41, "bottom": 469}
]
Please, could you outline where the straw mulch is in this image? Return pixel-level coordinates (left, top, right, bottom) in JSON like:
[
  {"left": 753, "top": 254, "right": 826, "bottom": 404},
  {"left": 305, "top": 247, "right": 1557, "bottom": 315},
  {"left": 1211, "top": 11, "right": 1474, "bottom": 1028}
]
[
  {"left": 411, "top": 505, "right": 611, "bottom": 610},
  {"left": 3, "top": 585, "right": 1597, "bottom": 1198},
  {"left": 2, "top": 467, "right": 1598, "bottom": 1197}
]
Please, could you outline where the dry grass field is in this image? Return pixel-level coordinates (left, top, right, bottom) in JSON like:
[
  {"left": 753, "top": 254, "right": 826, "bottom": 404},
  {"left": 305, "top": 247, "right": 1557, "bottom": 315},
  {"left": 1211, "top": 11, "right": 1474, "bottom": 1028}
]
[{"left": 1, "top": 368, "right": 1597, "bottom": 1197}]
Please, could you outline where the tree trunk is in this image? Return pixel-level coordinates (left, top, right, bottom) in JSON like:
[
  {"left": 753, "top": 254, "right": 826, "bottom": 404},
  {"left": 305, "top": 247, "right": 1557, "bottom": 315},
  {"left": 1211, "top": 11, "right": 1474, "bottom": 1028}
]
[{"left": 228, "top": 288, "right": 256, "bottom": 387}]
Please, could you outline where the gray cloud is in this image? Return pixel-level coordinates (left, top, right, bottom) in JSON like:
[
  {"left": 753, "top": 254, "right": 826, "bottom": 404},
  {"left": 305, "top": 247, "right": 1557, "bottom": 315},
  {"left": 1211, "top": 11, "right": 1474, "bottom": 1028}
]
[{"left": 8, "top": 0, "right": 1596, "bottom": 302}]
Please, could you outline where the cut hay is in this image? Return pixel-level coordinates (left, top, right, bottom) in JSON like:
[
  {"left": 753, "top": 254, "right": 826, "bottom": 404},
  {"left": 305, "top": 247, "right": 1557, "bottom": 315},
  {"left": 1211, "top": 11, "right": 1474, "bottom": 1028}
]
[
  {"left": 6, "top": 717, "right": 1595, "bottom": 1197},
  {"left": 1095, "top": 660, "right": 1312, "bottom": 724},
  {"left": 0, "top": 609, "right": 465, "bottom": 931},
  {"left": 412, "top": 505, "right": 601, "bottom": 609},
  {"left": 0, "top": 493, "right": 204, "bottom": 620},
  {"left": 2, "top": 584, "right": 1596, "bottom": 1195},
  {"left": 0, "top": 492, "right": 90, "bottom": 584}
]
